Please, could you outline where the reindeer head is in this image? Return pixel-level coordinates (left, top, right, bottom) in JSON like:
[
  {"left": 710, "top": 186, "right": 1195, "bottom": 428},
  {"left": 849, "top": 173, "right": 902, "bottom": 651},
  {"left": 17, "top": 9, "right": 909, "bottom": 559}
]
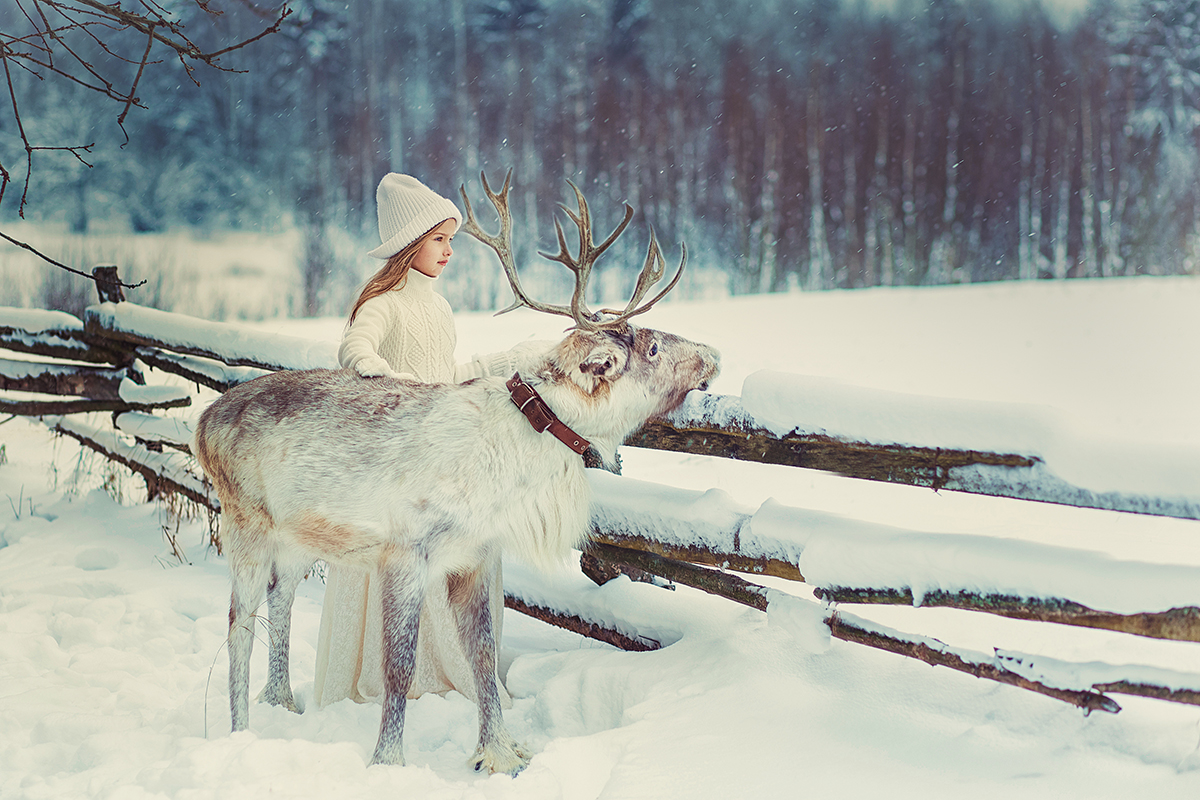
[{"left": 544, "top": 323, "right": 719, "bottom": 429}]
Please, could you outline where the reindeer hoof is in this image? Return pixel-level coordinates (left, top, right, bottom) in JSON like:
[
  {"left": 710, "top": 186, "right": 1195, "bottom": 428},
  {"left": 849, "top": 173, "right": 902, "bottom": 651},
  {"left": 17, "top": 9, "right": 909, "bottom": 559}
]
[
  {"left": 369, "top": 745, "right": 405, "bottom": 768},
  {"left": 256, "top": 686, "right": 301, "bottom": 714},
  {"left": 470, "top": 741, "right": 531, "bottom": 776},
  {"left": 369, "top": 753, "right": 405, "bottom": 768}
]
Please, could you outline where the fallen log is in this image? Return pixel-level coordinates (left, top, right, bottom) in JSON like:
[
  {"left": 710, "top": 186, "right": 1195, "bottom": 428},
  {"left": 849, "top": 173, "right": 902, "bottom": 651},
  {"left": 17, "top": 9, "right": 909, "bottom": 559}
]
[
  {"left": 627, "top": 391, "right": 1033, "bottom": 491},
  {"left": 131, "top": 346, "right": 269, "bottom": 393},
  {"left": 813, "top": 586, "right": 1200, "bottom": 644},
  {"left": 628, "top": 393, "right": 1200, "bottom": 522},
  {"left": 83, "top": 302, "right": 338, "bottom": 373},
  {"left": 0, "top": 325, "right": 126, "bottom": 365},
  {"left": 113, "top": 411, "right": 195, "bottom": 453},
  {"left": 503, "top": 594, "right": 662, "bottom": 652},
  {"left": 0, "top": 395, "right": 191, "bottom": 415},
  {"left": 851, "top": 620, "right": 1200, "bottom": 709},
  {"left": 592, "top": 543, "right": 1200, "bottom": 712},
  {"left": 46, "top": 417, "right": 215, "bottom": 510},
  {"left": 587, "top": 542, "right": 771, "bottom": 611},
  {"left": 825, "top": 612, "right": 1122, "bottom": 714},
  {"left": 0, "top": 308, "right": 128, "bottom": 365},
  {"left": 0, "top": 358, "right": 132, "bottom": 400},
  {"left": 1090, "top": 680, "right": 1200, "bottom": 706},
  {"left": 628, "top": 418, "right": 1033, "bottom": 489},
  {"left": 592, "top": 527, "right": 803, "bottom": 582}
]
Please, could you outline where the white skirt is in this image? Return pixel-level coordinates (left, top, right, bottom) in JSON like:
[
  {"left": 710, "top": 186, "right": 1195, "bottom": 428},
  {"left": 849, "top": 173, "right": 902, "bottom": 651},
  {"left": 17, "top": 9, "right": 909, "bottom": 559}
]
[{"left": 312, "top": 555, "right": 511, "bottom": 709}]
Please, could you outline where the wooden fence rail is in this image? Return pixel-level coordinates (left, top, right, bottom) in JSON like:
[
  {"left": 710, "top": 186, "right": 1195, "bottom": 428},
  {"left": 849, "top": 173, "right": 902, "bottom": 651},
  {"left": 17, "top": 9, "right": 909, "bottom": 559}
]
[
  {"left": 9, "top": 298, "right": 1199, "bottom": 521},
  {"left": 3, "top": 267, "right": 1199, "bottom": 717}
]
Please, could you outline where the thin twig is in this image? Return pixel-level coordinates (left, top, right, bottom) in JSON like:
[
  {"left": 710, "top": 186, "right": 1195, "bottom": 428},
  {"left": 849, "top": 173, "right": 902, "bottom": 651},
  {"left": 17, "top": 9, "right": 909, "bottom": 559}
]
[
  {"left": 0, "top": 228, "right": 147, "bottom": 289},
  {"left": 117, "top": 23, "right": 156, "bottom": 138},
  {"left": 207, "top": 6, "right": 291, "bottom": 59}
]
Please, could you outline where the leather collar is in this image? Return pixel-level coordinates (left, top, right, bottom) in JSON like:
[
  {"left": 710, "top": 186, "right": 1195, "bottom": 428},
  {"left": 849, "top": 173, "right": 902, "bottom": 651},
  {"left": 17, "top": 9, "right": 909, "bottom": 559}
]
[{"left": 506, "top": 373, "right": 590, "bottom": 456}]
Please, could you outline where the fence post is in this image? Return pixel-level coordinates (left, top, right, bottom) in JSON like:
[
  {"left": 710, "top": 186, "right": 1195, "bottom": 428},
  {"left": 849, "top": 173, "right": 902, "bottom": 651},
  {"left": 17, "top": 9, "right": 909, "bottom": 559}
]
[
  {"left": 87, "top": 265, "right": 146, "bottom": 404},
  {"left": 92, "top": 266, "right": 124, "bottom": 303}
]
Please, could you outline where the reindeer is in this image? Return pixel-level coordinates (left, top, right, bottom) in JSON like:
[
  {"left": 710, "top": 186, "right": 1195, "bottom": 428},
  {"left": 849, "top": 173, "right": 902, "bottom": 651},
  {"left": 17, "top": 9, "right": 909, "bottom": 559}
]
[{"left": 193, "top": 172, "right": 720, "bottom": 774}]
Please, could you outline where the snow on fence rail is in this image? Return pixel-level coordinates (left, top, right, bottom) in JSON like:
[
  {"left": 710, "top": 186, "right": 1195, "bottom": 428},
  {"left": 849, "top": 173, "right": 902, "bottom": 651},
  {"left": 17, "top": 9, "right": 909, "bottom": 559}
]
[
  {"left": 9, "top": 295, "right": 1200, "bottom": 520},
  {"left": 640, "top": 383, "right": 1200, "bottom": 522},
  {"left": 3, "top": 272, "right": 1200, "bottom": 717}
]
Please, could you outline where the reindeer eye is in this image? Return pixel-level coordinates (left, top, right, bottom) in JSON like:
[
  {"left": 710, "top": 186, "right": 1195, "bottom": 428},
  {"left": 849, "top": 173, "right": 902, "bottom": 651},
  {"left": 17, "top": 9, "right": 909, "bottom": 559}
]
[{"left": 648, "top": 343, "right": 659, "bottom": 357}]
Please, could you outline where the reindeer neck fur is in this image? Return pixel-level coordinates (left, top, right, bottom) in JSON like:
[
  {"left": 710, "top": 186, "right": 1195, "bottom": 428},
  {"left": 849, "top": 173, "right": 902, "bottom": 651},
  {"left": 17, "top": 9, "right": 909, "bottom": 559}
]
[
  {"left": 519, "top": 362, "right": 655, "bottom": 474},
  {"left": 465, "top": 378, "right": 593, "bottom": 571}
]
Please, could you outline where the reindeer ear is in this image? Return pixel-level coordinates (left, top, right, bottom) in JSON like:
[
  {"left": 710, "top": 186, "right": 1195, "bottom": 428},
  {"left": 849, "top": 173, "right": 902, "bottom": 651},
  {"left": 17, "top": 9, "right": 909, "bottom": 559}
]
[
  {"left": 578, "top": 337, "right": 627, "bottom": 377},
  {"left": 580, "top": 352, "right": 615, "bottom": 376},
  {"left": 551, "top": 332, "right": 627, "bottom": 393}
]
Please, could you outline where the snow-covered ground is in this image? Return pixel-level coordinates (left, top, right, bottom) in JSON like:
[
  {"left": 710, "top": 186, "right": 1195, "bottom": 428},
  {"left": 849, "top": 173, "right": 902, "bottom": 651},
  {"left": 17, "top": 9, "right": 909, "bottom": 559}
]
[{"left": 3, "top": 275, "right": 1200, "bottom": 799}]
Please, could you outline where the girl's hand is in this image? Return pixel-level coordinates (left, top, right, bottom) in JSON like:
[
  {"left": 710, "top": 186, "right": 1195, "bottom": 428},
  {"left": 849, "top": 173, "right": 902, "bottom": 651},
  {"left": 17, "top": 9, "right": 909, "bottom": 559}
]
[
  {"left": 508, "top": 340, "right": 554, "bottom": 370},
  {"left": 354, "top": 356, "right": 393, "bottom": 378}
]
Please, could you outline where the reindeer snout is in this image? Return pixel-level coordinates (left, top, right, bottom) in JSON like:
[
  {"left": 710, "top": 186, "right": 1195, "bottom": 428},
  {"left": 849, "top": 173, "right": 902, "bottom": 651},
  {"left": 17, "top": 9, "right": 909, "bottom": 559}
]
[{"left": 695, "top": 345, "right": 721, "bottom": 391}]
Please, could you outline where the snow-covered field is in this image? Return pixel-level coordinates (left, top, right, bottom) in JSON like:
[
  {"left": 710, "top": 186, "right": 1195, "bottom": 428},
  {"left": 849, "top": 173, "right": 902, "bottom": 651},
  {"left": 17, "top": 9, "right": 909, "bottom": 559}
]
[{"left": 3, "top": 275, "right": 1200, "bottom": 799}]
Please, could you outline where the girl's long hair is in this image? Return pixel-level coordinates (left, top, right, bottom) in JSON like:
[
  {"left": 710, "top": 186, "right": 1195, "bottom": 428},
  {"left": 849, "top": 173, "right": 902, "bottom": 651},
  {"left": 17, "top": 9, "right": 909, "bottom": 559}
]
[{"left": 348, "top": 220, "right": 448, "bottom": 324}]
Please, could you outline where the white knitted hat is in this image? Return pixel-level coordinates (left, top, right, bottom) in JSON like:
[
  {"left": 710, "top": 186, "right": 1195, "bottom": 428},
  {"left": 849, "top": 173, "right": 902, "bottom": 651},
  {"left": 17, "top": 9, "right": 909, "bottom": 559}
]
[{"left": 367, "top": 173, "right": 463, "bottom": 260}]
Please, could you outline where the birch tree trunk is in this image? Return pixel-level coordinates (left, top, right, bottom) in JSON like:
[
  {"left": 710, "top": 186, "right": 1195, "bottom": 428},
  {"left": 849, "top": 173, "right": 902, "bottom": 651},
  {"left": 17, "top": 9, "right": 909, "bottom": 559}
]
[
  {"left": 930, "top": 50, "right": 962, "bottom": 284},
  {"left": 758, "top": 104, "right": 781, "bottom": 293},
  {"left": 844, "top": 103, "right": 861, "bottom": 289},
  {"left": 807, "top": 86, "right": 832, "bottom": 291},
  {"left": 874, "top": 95, "right": 895, "bottom": 286},
  {"left": 1019, "top": 110, "right": 1034, "bottom": 280},
  {"left": 1052, "top": 110, "right": 1074, "bottom": 280},
  {"left": 1080, "top": 92, "right": 1098, "bottom": 277},
  {"left": 901, "top": 92, "right": 919, "bottom": 283}
]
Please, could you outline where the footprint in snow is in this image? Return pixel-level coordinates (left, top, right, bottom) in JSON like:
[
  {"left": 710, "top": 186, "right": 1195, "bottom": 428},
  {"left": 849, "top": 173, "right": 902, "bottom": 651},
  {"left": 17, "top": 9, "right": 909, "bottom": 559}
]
[{"left": 75, "top": 548, "right": 120, "bottom": 571}]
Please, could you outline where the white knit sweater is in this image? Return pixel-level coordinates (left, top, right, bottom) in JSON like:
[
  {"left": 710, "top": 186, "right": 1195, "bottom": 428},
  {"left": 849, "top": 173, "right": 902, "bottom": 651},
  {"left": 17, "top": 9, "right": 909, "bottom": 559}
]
[
  {"left": 338, "top": 269, "right": 534, "bottom": 383},
  {"left": 314, "top": 269, "right": 532, "bottom": 709},
  {"left": 337, "top": 270, "right": 458, "bottom": 381}
]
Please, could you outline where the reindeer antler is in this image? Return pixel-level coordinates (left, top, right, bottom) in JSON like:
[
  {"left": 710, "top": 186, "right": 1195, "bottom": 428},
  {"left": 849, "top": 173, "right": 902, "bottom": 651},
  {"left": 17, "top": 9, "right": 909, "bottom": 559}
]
[
  {"left": 459, "top": 170, "right": 686, "bottom": 332},
  {"left": 459, "top": 170, "right": 570, "bottom": 320}
]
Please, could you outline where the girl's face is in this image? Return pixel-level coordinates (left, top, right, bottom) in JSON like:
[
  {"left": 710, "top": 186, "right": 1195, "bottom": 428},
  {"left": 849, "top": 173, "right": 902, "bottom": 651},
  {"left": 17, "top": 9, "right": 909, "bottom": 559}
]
[{"left": 411, "top": 219, "right": 457, "bottom": 278}]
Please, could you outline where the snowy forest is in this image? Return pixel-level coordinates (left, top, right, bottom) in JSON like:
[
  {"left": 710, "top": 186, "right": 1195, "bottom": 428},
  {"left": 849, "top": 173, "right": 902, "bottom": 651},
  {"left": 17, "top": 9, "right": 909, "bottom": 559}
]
[{"left": 3, "top": 0, "right": 1200, "bottom": 311}]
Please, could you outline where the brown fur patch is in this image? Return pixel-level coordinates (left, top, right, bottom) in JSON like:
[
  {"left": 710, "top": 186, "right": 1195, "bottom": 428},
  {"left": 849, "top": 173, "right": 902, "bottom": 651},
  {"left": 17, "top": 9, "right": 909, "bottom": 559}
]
[
  {"left": 577, "top": 375, "right": 612, "bottom": 405},
  {"left": 544, "top": 363, "right": 612, "bottom": 406},
  {"left": 447, "top": 568, "right": 485, "bottom": 607},
  {"left": 220, "top": 500, "right": 274, "bottom": 547},
  {"left": 258, "top": 378, "right": 329, "bottom": 421},
  {"left": 369, "top": 394, "right": 406, "bottom": 416},
  {"left": 287, "top": 510, "right": 378, "bottom": 560}
]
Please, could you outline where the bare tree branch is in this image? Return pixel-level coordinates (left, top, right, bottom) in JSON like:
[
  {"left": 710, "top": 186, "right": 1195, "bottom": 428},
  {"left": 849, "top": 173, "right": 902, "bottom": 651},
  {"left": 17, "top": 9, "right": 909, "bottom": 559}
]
[
  {"left": 0, "top": 0, "right": 292, "bottom": 217},
  {"left": 0, "top": 229, "right": 145, "bottom": 290},
  {"left": 0, "top": 1, "right": 290, "bottom": 296}
]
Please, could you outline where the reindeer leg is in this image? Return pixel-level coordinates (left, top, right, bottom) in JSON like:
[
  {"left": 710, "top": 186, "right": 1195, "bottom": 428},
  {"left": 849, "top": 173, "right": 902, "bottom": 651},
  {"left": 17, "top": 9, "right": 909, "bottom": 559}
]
[
  {"left": 449, "top": 558, "right": 530, "bottom": 776},
  {"left": 227, "top": 556, "right": 269, "bottom": 732},
  {"left": 258, "top": 558, "right": 310, "bottom": 713},
  {"left": 370, "top": 551, "right": 427, "bottom": 767}
]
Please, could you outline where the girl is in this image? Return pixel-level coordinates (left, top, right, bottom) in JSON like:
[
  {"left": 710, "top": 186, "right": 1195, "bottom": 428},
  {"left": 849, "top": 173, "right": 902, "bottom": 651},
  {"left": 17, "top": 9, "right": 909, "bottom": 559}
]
[{"left": 313, "top": 173, "right": 541, "bottom": 709}]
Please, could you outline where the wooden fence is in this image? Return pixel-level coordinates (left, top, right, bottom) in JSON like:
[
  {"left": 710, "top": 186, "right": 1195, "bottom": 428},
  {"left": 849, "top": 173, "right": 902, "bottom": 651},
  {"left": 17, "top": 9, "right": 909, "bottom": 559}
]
[{"left": 3, "top": 266, "right": 1200, "bottom": 715}]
